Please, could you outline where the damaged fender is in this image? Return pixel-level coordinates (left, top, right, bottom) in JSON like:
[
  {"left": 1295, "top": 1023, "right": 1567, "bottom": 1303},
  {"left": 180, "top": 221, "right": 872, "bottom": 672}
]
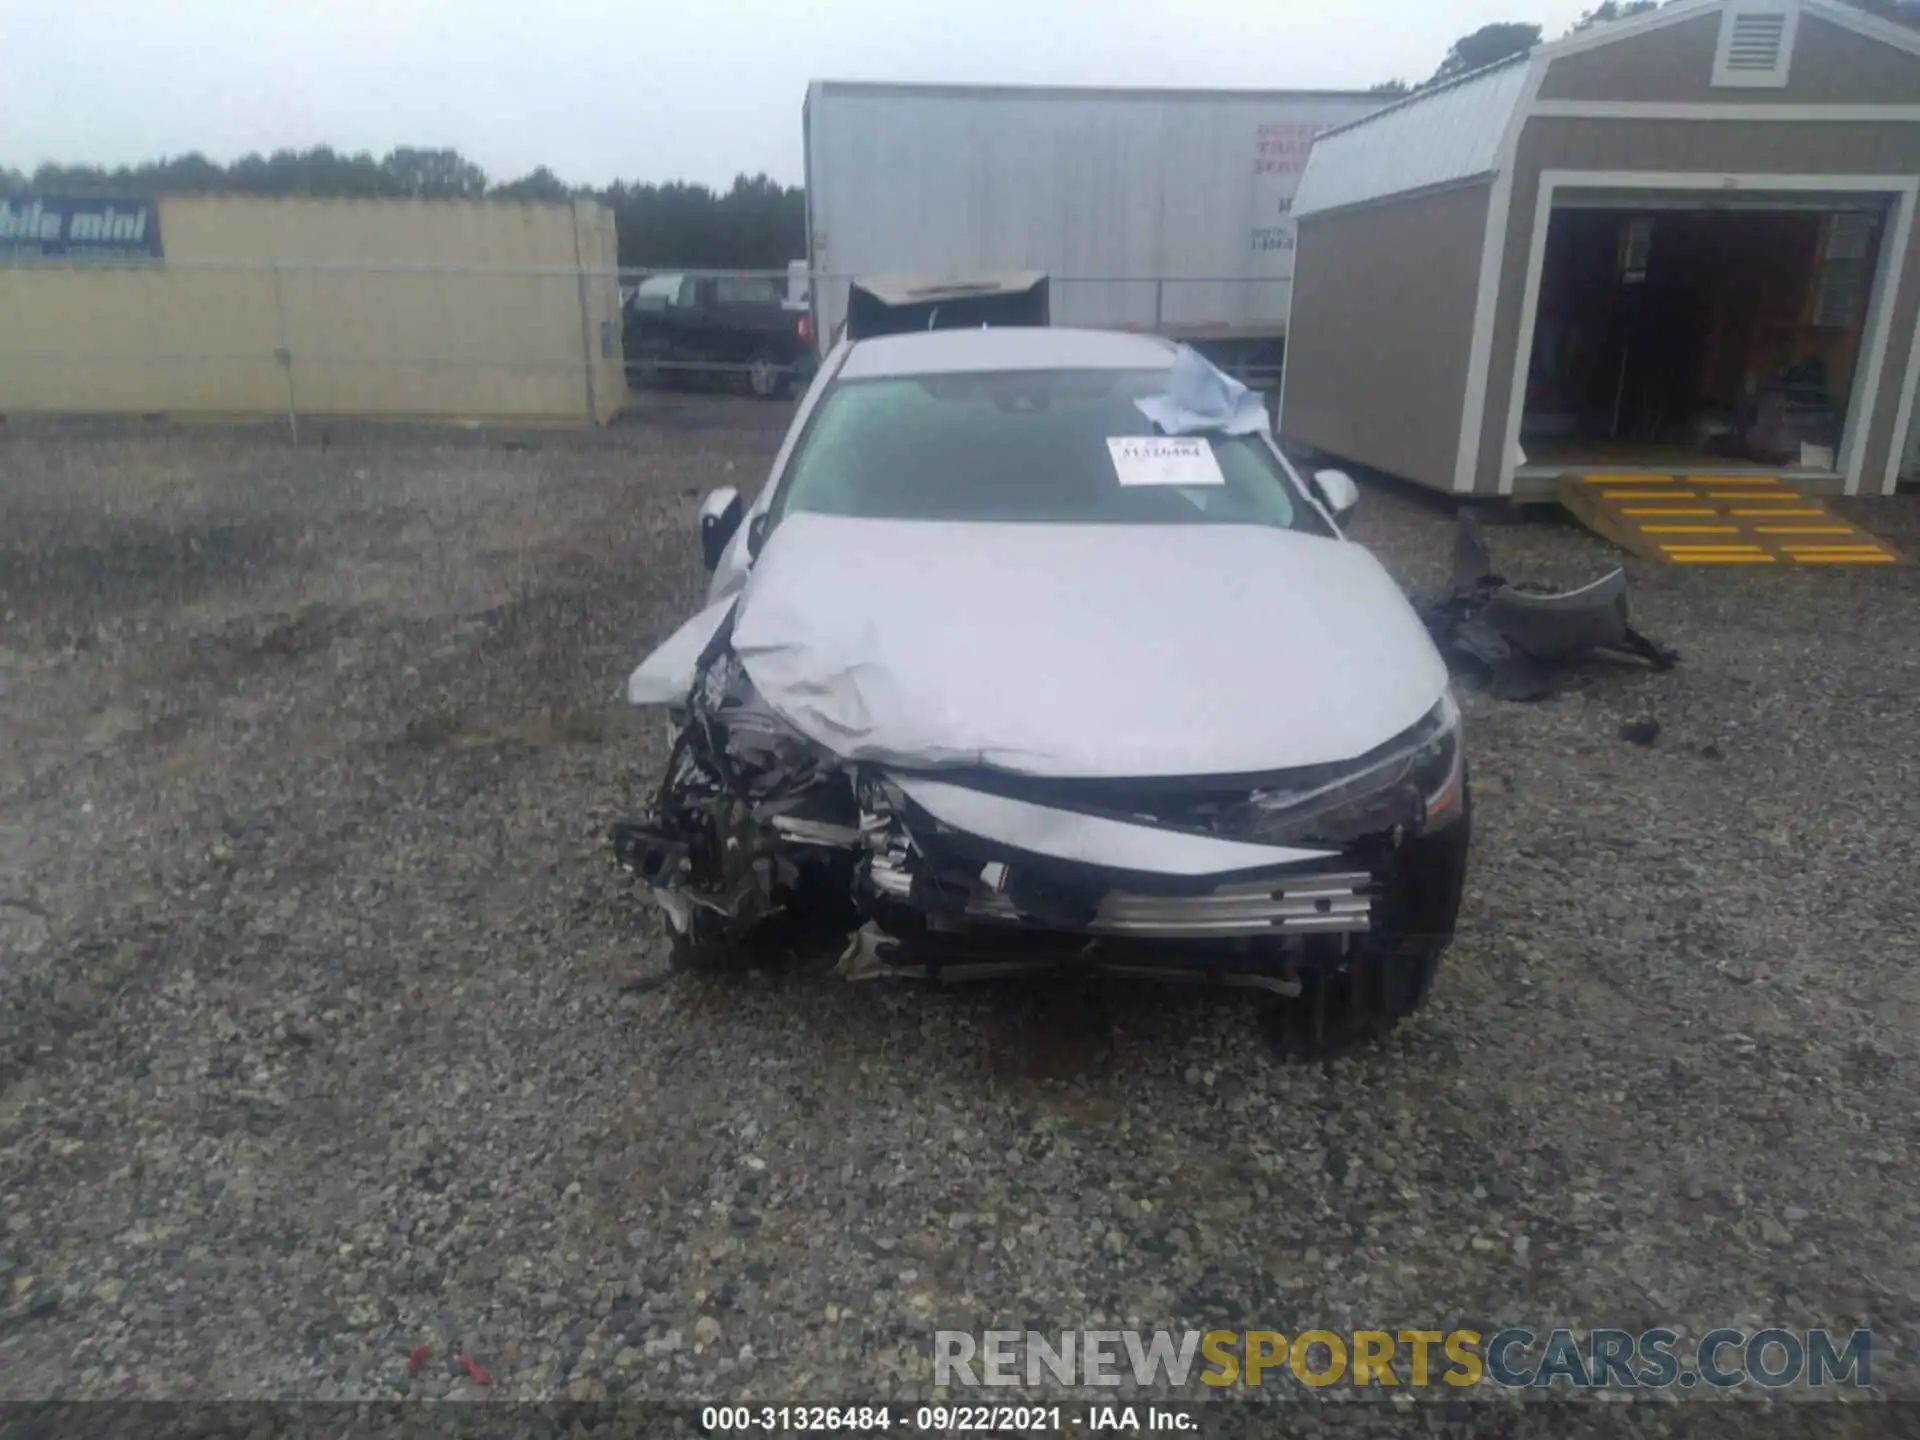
[{"left": 626, "top": 598, "right": 738, "bottom": 706}]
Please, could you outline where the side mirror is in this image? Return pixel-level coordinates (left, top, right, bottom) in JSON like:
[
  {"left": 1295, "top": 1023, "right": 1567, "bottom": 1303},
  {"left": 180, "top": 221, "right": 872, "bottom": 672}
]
[
  {"left": 746, "top": 511, "right": 772, "bottom": 560},
  {"left": 699, "top": 487, "right": 743, "bottom": 572},
  {"left": 1313, "top": 468, "right": 1361, "bottom": 526}
]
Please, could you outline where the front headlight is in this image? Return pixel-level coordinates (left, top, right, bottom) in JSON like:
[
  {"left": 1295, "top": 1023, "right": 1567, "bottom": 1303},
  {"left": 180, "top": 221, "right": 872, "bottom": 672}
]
[{"left": 1222, "top": 692, "right": 1464, "bottom": 847}]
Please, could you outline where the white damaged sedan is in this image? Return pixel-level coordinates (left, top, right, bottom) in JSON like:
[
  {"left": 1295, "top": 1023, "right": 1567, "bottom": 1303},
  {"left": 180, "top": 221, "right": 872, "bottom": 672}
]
[{"left": 614, "top": 327, "right": 1469, "bottom": 1056}]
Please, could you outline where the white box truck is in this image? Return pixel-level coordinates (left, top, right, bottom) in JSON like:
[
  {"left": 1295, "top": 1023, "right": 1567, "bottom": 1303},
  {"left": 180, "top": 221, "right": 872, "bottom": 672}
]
[{"left": 801, "top": 81, "right": 1383, "bottom": 380}]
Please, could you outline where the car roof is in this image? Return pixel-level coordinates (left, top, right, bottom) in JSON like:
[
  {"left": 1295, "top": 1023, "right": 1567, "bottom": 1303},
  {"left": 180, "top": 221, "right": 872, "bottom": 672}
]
[{"left": 838, "top": 326, "right": 1180, "bottom": 380}]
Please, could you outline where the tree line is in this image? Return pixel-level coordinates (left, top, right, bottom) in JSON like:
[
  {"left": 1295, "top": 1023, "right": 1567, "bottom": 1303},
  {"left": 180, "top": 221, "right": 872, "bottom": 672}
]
[
  {"left": 8, "top": 0, "right": 1916, "bottom": 267},
  {"left": 0, "top": 149, "right": 805, "bottom": 272}
]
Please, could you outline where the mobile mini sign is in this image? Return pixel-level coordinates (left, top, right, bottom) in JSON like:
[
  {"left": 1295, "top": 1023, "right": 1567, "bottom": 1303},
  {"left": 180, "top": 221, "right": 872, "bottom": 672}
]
[{"left": 0, "top": 197, "right": 164, "bottom": 262}]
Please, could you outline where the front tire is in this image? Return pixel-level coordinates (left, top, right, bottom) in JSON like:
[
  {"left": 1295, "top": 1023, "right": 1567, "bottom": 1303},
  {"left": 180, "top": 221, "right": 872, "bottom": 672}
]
[
  {"left": 746, "top": 352, "right": 789, "bottom": 401},
  {"left": 1265, "top": 937, "right": 1448, "bottom": 1060},
  {"left": 664, "top": 911, "right": 756, "bottom": 974},
  {"left": 1267, "top": 781, "right": 1471, "bottom": 1060},
  {"left": 628, "top": 350, "right": 664, "bottom": 390}
]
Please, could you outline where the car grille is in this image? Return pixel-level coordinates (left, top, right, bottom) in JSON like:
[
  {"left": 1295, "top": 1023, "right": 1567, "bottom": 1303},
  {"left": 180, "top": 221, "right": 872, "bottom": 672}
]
[
  {"left": 868, "top": 847, "right": 1373, "bottom": 939},
  {"left": 972, "top": 872, "right": 1372, "bottom": 937}
]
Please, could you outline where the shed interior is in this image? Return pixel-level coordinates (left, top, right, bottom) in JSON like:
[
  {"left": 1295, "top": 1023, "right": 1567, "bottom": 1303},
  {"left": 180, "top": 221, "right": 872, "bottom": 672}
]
[{"left": 1518, "top": 196, "right": 1886, "bottom": 475}]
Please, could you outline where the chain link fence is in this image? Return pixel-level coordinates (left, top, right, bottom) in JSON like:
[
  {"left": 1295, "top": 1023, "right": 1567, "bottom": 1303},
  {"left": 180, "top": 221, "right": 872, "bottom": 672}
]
[
  {"left": 616, "top": 266, "right": 1295, "bottom": 395},
  {"left": 0, "top": 254, "right": 1295, "bottom": 433}
]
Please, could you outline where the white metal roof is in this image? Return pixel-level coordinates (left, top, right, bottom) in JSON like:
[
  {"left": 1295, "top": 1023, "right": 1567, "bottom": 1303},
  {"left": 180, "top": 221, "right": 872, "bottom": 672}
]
[
  {"left": 839, "top": 327, "right": 1178, "bottom": 379},
  {"left": 1292, "top": 58, "right": 1532, "bottom": 218},
  {"left": 1539, "top": 0, "right": 1920, "bottom": 64},
  {"left": 807, "top": 79, "right": 1377, "bottom": 104},
  {"left": 1292, "top": 0, "right": 1920, "bottom": 220}
]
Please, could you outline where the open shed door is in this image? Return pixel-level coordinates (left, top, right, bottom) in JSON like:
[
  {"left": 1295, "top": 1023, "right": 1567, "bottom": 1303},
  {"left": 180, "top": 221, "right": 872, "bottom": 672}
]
[
  {"left": 1521, "top": 192, "right": 1890, "bottom": 477},
  {"left": 844, "top": 271, "right": 1050, "bottom": 340}
]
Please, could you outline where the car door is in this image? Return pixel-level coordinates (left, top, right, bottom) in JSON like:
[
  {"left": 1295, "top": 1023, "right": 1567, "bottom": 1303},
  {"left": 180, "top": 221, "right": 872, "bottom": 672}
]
[
  {"left": 711, "top": 276, "right": 782, "bottom": 364},
  {"left": 661, "top": 275, "right": 708, "bottom": 354},
  {"left": 625, "top": 273, "right": 682, "bottom": 362}
]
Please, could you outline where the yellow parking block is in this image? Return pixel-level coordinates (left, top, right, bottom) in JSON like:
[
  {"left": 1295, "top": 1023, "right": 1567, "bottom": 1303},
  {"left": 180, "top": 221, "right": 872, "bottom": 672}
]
[
  {"left": 1782, "top": 544, "right": 1896, "bottom": 555},
  {"left": 1557, "top": 470, "right": 1902, "bottom": 565}
]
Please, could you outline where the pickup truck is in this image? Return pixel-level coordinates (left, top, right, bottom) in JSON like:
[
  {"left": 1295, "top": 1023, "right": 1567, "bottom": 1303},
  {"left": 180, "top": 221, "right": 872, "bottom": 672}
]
[{"left": 624, "top": 273, "right": 815, "bottom": 399}]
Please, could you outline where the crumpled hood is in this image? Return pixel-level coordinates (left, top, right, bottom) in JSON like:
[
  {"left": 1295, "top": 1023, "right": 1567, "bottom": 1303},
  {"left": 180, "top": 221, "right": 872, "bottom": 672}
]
[{"left": 726, "top": 512, "right": 1448, "bottom": 779}]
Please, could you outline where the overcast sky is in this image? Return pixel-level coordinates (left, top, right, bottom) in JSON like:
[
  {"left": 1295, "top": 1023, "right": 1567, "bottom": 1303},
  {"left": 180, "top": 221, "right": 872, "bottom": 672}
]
[{"left": 7, "top": 0, "right": 1594, "bottom": 189}]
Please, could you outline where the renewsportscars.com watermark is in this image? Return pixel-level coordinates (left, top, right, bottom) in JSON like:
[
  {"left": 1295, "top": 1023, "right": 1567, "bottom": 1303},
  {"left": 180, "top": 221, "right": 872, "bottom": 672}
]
[{"left": 934, "top": 1328, "right": 1874, "bottom": 1392}]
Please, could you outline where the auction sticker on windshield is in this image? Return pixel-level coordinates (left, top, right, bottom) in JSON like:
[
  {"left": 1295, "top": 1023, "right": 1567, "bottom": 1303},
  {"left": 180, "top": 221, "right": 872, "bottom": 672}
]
[{"left": 1106, "top": 436, "right": 1225, "bottom": 488}]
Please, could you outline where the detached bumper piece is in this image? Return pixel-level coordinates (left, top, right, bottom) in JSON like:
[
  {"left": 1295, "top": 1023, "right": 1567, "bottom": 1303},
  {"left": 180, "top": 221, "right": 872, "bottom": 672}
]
[{"left": 1422, "top": 511, "right": 1679, "bottom": 701}]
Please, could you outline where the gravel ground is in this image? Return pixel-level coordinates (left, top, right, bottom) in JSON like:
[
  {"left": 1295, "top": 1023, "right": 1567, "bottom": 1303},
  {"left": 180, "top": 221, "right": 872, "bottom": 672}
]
[{"left": 2, "top": 395, "right": 1918, "bottom": 1423}]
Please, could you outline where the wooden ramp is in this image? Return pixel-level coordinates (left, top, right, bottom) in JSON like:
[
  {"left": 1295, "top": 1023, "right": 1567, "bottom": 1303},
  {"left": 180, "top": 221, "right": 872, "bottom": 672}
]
[{"left": 1557, "top": 473, "right": 1901, "bottom": 566}]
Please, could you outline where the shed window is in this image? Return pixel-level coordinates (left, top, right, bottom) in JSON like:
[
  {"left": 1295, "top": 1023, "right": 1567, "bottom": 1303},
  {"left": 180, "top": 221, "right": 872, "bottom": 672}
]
[
  {"left": 1618, "top": 217, "right": 1654, "bottom": 284},
  {"left": 1712, "top": 7, "right": 1798, "bottom": 87},
  {"left": 1812, "top": 214, "right": 1875, "bottom": 329}
]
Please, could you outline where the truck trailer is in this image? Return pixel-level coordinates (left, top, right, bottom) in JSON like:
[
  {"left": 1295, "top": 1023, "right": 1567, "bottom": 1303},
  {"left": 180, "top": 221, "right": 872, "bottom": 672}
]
[{"left": 801, "top": 81, "right": 1383, "bottom": 381}]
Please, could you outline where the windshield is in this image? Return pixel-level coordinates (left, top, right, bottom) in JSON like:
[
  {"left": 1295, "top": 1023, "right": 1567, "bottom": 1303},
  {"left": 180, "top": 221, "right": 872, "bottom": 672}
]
[{"left": 770, "top": 368, "right": 1330, "bottom": 534}]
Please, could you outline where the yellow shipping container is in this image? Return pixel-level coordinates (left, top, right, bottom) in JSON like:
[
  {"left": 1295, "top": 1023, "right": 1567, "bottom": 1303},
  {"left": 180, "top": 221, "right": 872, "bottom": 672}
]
[{"left": 0, "top": 194, "right": 626, "bottom": 425}]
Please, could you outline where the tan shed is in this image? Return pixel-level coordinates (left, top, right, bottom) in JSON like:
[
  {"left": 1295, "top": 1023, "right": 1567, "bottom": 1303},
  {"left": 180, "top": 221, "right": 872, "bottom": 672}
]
[
  {"left": 1280, "top": 0, "right": 1920, "bottom": 498},
  {"left": 0, "top": 195, "right": 626, "bottom": 426}
]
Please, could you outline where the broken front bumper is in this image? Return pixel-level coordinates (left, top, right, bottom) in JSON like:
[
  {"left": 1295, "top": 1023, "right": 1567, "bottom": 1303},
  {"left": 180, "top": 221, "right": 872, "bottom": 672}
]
[
  {"left": 612, "top": 742, "right": 1470, "bottom": 997},
  {"left": 868, "top": 847, "right": 1373, "bottom": 938},
  {"left": 834, "top": 768, "right": 1470, "bottom": 994}
]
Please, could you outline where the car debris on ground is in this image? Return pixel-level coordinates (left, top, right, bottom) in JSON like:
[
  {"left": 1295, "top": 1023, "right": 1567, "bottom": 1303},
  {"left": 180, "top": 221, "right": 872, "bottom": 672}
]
[{"left": 1419, "top": 510, "right": 1681, "bottom": 701}]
